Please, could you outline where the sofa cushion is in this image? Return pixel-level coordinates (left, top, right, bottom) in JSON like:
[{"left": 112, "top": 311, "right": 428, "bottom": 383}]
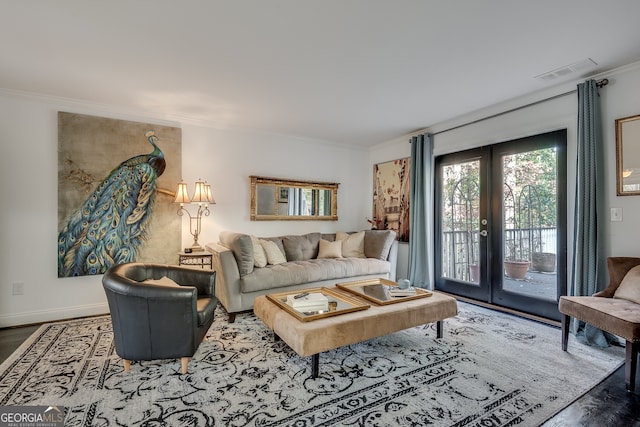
[
  {"left": 364, "top": 230, "right": 396, "bottom": 260},
  {"left": 614, "top": 265, "right": 640, "bottom": 304},
  {"left": 240, "top": 258, "right": 391, "bottom": 293},
  {"left": 220, "top": 231, "right": 254, "bottom": 276},
  {"left": 321, "top": 233, "right": 337, "bottom": 242},
  {"left": 318, "top": 239, "right": 343, "bottom": 258},
  {"left": 251, "top": 235, "right": 267, "bottom": 268},
  {"left": 260, "top": 239, "right": 287, "bottom": 265},
  {"left": 337, "top": 231, "right": 365, "bottom": 258},
  {"left": 282, "top": 233, "right": 321, "bottom": 261}
]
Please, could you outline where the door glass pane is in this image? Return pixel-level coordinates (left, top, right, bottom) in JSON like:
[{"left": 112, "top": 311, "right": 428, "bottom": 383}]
[
  {"left": 440, "top": 160, "right": 481, "bottom": 284},
  {"left": 502, "top": 148, "right": 557, "bottom": 301}
]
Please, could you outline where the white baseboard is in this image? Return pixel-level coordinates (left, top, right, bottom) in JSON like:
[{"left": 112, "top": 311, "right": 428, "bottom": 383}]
[{"left": 0, "top": 303, "right": 109, "bottom": 328}]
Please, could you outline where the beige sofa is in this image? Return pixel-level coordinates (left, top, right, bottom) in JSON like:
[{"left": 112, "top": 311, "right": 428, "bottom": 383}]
[{"left": 206, "top": 230, "right": 398, "bottom": 322}]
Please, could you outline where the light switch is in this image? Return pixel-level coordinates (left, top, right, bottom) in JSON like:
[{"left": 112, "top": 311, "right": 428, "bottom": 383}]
[{"left": 610, "top": 207, "right": 623, "bottom": 222}]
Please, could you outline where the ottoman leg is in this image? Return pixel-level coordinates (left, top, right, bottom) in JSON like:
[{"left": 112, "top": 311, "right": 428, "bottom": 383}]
[
  {"left": 437, "top": 320, "right": 444, "bottom": 338},
  {"left": 312, "top": 354, "right": 319, "bottom": 378},
  {"left": 561, "top": 314, "right": 570, "bottom": 351}
]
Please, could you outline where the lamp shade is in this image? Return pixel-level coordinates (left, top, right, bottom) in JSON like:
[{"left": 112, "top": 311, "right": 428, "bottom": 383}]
[
  {"left": 174, "top": 182, "right": 190, "bottom": 204},
  {"left": 204, "top": 184, "right": 216, "bottom": 204},
  {"left": 191, "top": 180, "right": 208, "bottom": 204}
]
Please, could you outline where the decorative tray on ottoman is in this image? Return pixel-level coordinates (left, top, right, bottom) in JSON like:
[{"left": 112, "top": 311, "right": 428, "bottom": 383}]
[
  {"left": 266, "top": 287, "right": 369, "bottom": 322},
  {"left": 336, "top": 278, "right": 431, "bottom": 305}
]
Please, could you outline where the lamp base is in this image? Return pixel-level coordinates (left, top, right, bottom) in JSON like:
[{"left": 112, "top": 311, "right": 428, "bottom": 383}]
[{"left": 190, "top": 242, "right": 204, "bottom": 252}]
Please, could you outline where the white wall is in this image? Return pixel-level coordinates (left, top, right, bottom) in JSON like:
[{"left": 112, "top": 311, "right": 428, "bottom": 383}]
[
  {"left": 182, "top": 125, "right": 371, "bottom": 243},
  {"left": 371, "top": 61, "right": 640, "bottom": 288},
  {"left": 0, "top": 91, "right": 371, "bottom": 327},
  {"left": 601, "top": 64, "right": 640, "bottom": 256}
]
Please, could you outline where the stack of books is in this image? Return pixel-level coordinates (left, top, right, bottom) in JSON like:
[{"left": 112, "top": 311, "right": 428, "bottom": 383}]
[
  {"left": 388, "top": 286, "right": 417, "bottom": 297},
  {"left": 286, "top": 292, "right": 329, "bottom": 312}
]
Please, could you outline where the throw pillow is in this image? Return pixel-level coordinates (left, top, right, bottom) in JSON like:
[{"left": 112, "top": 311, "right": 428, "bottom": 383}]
[
  {"left": 219, "top": 231, "right": 254, "bottom": 276},
  {"left": 144, "top": 276, "right": 181, "bottom": 288},
  {"left": 317, "top": 239, "right": 343, "bottom": 258},
  {"left": 282, "top": 233, "right": 321, "bottom": 261},
  {"left": 336, "top": 231, "right": 365, "bottom": 258},
  {"left": 364, "top": 229, "right": 396, "bottom": 260},
  {"left": 614, "top": 265, "right": 640, "bottom": 304},
  {"left": 251, "top": 235, "right": 267, "bottom": 268},
  {"left": 261, "top": 237, "right": 286, "bottom": 256},
  {"left": 260, "top": 239, "right": 287, "bottom": 265}
]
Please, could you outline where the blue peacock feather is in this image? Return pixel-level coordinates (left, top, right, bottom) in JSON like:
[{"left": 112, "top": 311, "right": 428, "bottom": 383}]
[{"left": 58, "top": 131, "right": 166, "bottom": 277}]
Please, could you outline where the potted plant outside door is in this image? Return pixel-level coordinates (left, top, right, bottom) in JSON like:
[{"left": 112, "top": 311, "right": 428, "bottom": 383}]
[
  {"left": 531, "top": 252, "right": 556, "bottom": 272},
  {"left": 504, "top": 239, "right": 530, "bottom": 280}
]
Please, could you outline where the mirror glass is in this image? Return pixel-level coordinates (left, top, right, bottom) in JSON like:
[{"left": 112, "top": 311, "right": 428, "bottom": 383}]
[
  {"left": 616, "top": 115, "right": 640, "bottom": 196},
  {"left": 250, "top": 176, "right": 339, "bottom": 220}
]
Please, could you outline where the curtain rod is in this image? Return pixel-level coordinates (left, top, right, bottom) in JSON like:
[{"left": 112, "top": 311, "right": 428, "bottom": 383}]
[{"left": 421, "top": 78, "right": 609, "bottom": 137}]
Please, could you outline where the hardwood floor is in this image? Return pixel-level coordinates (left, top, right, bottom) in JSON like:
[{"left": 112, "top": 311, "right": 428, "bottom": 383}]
[
  {"left": 0, "top": 323, "right": 638, "bottom": 425},
  {"left": 546, "top": 365, "right": 640, "bottom": 426},
  {"left": 0, "top": 324, "right": 40, "bottom": 363}
]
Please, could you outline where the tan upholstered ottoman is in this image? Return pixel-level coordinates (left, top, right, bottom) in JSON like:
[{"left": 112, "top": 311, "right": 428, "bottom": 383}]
[{"left": 254, "top": 290, "right": 458, "bottom": 377}]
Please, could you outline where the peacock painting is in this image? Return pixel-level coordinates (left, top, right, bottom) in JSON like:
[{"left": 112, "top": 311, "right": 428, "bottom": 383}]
[{"left": 57, "top": 112, "right": 182, "bottom": 278}]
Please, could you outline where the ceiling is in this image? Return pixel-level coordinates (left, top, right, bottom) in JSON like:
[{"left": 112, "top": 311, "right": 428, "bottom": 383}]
[{"left": 3, "top": 1, "right": 640, "bottom": 147}]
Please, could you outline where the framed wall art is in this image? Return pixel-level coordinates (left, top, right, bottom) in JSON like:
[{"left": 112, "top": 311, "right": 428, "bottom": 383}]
[
  {"left": 616, "top": 114, "right": 640, "bottom": 196},
  {"left": 57, "top": 112, "right": 182, "bottom": 277},
  {"left": 372, "top": 157, "right": 410, "bottom": 242}
]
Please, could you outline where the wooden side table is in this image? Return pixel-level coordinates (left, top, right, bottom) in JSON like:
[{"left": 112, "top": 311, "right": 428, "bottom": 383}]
[{"left": 178, "top": 251, "right": 213, "bottom": 269}]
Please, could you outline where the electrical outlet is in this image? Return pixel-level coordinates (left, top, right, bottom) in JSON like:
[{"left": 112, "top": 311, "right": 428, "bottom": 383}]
[
  {"left": 12, "top": 282, "right": 24, "bottom": 296},
  {"left": 610, "top": 207, "right": 623, "bottom": 222}
]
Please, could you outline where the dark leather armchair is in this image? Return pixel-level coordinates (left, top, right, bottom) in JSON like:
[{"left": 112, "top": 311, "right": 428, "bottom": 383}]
[
  {"left": 102, "top": 262, "right": 217, "bottom": 374},
  {"left": 559, "top": 257, "right": 640, "bottom": 392}
]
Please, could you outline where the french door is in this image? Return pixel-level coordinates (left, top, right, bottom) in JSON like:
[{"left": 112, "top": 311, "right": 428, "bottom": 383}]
[{"left": 434, "top": 130, "right": 567, "bottom": 320}]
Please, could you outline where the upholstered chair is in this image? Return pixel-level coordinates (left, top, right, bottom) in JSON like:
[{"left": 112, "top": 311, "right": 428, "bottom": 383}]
[
  {"left": 559, "top": 257, "right": 640, "bottom": 392},
  {"left": 102, "top": 263, "right": 217, "bottom": 374}
]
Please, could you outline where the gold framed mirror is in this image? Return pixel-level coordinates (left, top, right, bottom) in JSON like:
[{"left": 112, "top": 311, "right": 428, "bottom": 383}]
[
  {"left": 616, "top": 114, "right": 640, "bottom": 196},
  {"left": 250, "top": 176, "right": 339, "bottom": 220}
]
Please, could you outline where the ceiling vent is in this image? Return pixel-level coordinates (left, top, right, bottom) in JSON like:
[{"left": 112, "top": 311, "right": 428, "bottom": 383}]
[{"left": 535, "top": 58, "right": 597, "bottom": 82}]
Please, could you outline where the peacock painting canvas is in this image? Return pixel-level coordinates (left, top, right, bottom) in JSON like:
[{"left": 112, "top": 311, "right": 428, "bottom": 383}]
[{"left": 57, "top": 112, "right": 182, "bottom": 278}]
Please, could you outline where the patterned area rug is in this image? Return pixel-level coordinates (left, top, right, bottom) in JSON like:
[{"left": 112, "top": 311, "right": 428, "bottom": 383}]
[{"left": 0, "top": 302, "right": 623, "bottom": 426}]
